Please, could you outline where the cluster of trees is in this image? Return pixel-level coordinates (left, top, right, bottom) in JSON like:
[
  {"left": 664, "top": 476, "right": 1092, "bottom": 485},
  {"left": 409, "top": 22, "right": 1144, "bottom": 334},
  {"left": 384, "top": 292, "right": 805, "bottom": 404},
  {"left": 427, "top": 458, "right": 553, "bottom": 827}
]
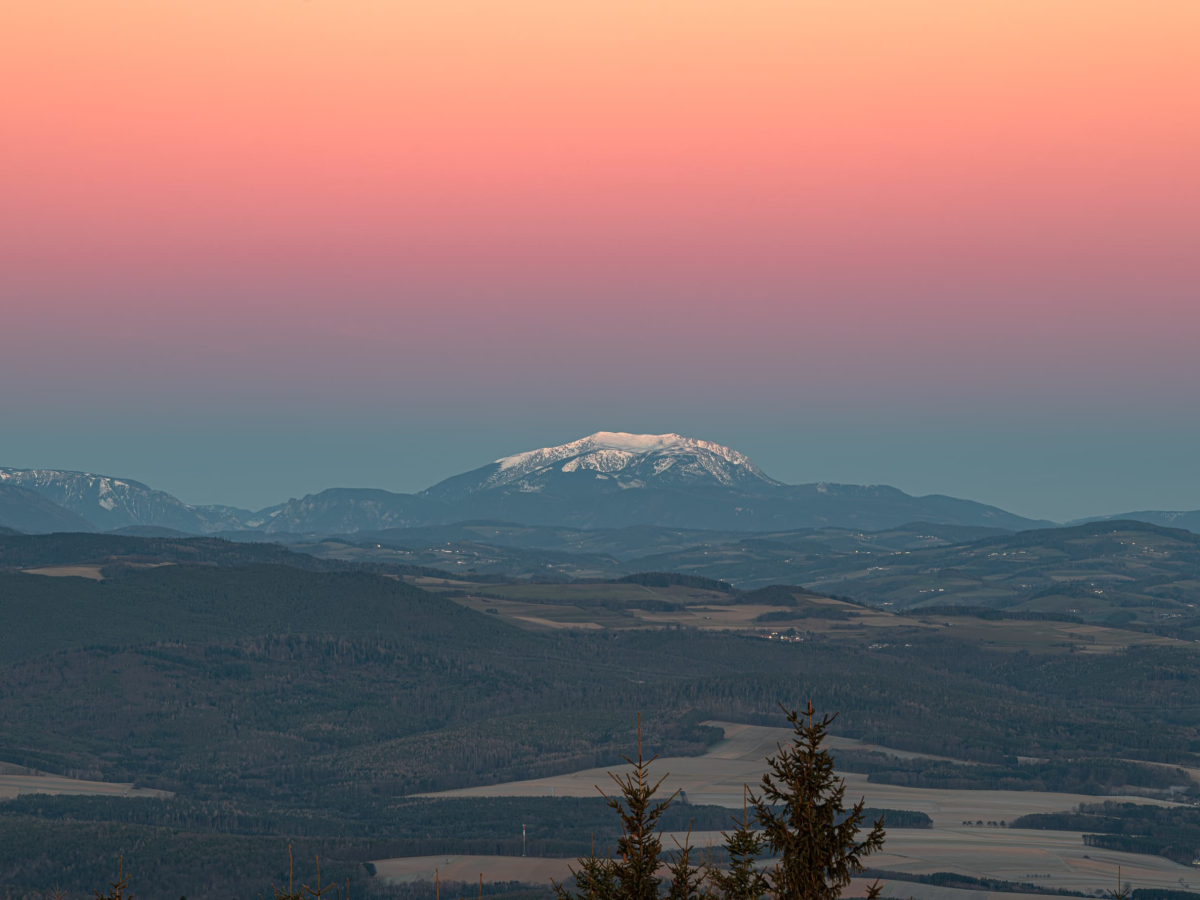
[
  {"left": 1014, "top": 802, "right": 1200, "bottom": 866},
  {"left": 862, "top": 869, "right": 1091, "bottom": 898},
  {"left": 612, "top": 573, "right": 734, "bottom": 593},
  {"left": 832, "top": 752, "right": 1193, "bottom": 797},
  {"left": 1132, "top": 891, "right": 1200, "bottom": 900}
]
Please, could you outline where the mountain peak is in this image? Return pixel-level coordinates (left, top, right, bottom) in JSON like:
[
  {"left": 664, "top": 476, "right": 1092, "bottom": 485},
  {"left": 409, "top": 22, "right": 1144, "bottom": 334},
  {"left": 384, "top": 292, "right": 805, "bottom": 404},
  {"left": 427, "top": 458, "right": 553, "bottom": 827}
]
[
  {"left": 495, "top": 431, "right": 756, "bottom": 471},
  {"left": 418, "top": 431, "right": 780, "bottom": 505}
]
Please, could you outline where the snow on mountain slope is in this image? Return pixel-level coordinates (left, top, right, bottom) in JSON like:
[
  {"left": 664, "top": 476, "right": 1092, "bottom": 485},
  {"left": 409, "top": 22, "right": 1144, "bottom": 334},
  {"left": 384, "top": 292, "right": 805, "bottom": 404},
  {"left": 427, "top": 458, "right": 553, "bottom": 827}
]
[
  {"left": 2, "top": 432, "right": 1053, "bottom": 536},
  {"left": 419, "top": 432, "right": 1050, "bottom": 532},
  {"left": 426, "top": 432, "right": 780, "bottom": 502},
  {"left": 0, "top": 469, "right": 252, "bottom": 533}
]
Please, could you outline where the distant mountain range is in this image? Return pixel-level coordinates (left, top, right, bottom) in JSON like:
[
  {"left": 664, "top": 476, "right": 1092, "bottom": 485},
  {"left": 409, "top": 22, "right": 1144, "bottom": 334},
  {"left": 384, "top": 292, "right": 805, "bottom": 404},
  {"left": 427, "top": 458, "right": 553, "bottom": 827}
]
[
  {"left": 1072, "top": 510, "right": 1200, "bottom": 534},
  {"left": 4, "top": 431, "right": 1190, "bottom": 537},
  {"left": 0, "top": 469, "right": 255, "bottom": 533}
]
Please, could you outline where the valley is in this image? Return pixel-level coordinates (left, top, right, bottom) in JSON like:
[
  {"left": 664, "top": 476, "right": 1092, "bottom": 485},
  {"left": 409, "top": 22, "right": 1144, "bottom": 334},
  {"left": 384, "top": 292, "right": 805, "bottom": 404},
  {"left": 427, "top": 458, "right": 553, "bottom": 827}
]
[{"left": 5, "top": 529, "right": 1200, "bottom": 898}]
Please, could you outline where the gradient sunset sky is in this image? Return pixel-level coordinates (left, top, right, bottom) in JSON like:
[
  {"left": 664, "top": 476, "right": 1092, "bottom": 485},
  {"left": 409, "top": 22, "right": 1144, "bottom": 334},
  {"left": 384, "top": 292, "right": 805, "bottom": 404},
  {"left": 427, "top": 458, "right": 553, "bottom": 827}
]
[{"left": 2, "top": 1, "right": 1198, "bottom": 520}]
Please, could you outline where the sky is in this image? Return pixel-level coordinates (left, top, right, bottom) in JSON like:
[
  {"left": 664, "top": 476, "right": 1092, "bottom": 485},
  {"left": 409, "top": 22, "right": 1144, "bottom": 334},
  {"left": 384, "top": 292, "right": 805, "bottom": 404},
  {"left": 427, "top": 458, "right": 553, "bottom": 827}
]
[{"left": 2, "top": 1, "right": 1198, "bottom": 522}]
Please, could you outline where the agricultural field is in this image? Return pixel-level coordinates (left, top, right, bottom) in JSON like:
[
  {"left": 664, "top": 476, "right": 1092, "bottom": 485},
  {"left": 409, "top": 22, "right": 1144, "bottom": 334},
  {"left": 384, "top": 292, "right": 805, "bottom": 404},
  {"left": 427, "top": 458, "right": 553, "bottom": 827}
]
[
  {"left": 20, "top": 564, "right": 105, "bottom": 580},
  {"left": 411, "top": 723, "right": 1194, "bottom": 896},
  {"left": 425, "top": 723, "right": 1180, "bottom": 819},
  {"left": 420, "top": 578, "right": 1185, "bottom": 654},
  {"left": 0, "top": 764, "right": 170, "bottom": 800}
]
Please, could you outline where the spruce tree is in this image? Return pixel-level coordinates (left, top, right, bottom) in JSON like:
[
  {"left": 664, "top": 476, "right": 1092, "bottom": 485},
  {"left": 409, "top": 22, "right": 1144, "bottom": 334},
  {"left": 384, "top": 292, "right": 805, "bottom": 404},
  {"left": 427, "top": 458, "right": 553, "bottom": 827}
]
[
  {"left": 555, "top": 714, "right": 676, "bottom": 900},
  {"left": 554, "top": 837, "right": 617, "bottom": 900},
  {"left": 708, "top": 790, "right": 769, "bottom": 900},
  {"left": 664, "top": 825, "right": 704, "bottom": 900},
  {"left": 607, "top": 714, "right": 676, "bottom": 900},
  {"left": 751, "top": 701, "right": 886, "bottom": 900}
]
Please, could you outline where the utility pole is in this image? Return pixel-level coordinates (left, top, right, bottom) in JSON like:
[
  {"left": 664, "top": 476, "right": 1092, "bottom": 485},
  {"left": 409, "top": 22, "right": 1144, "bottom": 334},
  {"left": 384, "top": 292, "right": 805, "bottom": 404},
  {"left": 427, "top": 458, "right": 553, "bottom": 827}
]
[{"left": 522, "top": 823, "right": 527, "bottom": 857}]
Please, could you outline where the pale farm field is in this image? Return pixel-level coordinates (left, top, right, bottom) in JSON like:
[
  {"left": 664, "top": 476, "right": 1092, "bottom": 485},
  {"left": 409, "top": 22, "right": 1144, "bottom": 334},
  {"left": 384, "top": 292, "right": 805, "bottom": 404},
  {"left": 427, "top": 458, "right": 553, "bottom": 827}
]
[
  {"left": 372, "top": 841, "right": 1200, "bottom": 898},
  {"left": 21, "top": 565, "right": 106, "bottom": 580},
  {"left": 0, "top": 769, "right": 172, "bottom": 800},
  {"left": 423, "top": 722, "right": 1168, "bottom": 825},
  {"left": 403, "top": 722, "right": 1193, "bottom": 895}
]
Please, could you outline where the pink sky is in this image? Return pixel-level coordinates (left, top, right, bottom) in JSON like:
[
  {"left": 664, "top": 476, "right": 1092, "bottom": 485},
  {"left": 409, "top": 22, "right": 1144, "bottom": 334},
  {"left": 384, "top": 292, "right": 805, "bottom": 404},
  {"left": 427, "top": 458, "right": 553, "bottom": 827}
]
[{"left": 2, "top": 1, "right": 1198, "bottom": 516}]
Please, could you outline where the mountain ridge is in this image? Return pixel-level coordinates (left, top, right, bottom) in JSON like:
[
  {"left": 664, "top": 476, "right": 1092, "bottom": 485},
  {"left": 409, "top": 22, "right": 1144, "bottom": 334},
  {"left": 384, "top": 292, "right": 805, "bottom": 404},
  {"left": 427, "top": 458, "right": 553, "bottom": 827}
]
[
  {"left": 0, "top": 468, "right": 253, "bottom": 533},
  {"left": 0, "top": 483, "right": 97, "bottom": 534},
  {"left": 1, "top": 432, "right": 1057, "bottom": 534},
  {"left": 1071, "top": 509, "right": 1200, "bottom": 534}
]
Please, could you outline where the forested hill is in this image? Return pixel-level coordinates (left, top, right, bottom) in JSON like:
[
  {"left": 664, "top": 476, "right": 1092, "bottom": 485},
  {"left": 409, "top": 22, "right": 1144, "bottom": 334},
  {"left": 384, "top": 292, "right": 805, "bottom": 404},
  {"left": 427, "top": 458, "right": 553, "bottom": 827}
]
[
  {"left": 0, "top": 564, "right": 501, "bottom": 663},
  {"left": 0, "top": 532, "right": 327, "bottom": 570},
  {"left": 0, "top": 531, "right": 458, "bottom": 581}
]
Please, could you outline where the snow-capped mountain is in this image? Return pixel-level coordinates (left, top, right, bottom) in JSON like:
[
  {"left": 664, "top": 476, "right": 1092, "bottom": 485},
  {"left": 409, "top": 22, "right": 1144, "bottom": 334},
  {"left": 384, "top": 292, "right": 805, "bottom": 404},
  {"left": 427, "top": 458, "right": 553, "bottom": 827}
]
[
  {"left": 418, "top": 432, "right": 1049, "bottom": 532},
  {"left": 0, "top": 469, "right": 253, "bottom": 533},
  {"left": 424, "top": 432, "right": 780, "bottom": 503},
  {"left": 0, "top": 433, "right": 1053, "bottom": 536}
]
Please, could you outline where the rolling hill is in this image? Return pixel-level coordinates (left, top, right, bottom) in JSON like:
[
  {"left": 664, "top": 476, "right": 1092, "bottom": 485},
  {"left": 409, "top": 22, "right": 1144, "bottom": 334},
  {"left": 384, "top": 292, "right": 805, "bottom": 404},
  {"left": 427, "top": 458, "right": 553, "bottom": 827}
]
[
  {"left": 1075, "top": 510, "right": 1200, "bottom": 534},
  {"left": 627, "top": 520, "right": 1200, "bottom": 631}
]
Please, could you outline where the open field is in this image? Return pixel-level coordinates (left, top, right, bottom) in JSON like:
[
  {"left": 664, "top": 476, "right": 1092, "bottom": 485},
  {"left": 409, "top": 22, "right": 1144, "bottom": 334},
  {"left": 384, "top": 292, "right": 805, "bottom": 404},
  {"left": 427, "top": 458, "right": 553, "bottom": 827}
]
[
  {"left": 21, "top": 565, "right": 105, "bottom": 580},
  {"left": 666, "top": 828, "right": 1200, "bottom": 893},
  {"left": 371, "top": 832, "right": 1200, "bottom": 896},
  {"left": 0, "top": 770, "right": 171, "bottom": 800},
  {"left": 867, "top": 828, "right": 1200, "bottom": 893},
  {"left": 425, "top": 723, "right": 1177, "bottom": 822},
  {"left": 411, "top": 723, "right": 1190, "bottom": 895},
  {"left": 433, "top": 581, "right": 1186, "bottom": 654}
]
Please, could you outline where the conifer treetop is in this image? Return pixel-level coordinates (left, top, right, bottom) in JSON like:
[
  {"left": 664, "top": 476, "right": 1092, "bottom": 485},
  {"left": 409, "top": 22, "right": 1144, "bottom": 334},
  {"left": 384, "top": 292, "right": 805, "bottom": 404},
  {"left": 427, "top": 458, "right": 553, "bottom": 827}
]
[{"left": 751, "top": 701, "right": 886, "bottom": 900}]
